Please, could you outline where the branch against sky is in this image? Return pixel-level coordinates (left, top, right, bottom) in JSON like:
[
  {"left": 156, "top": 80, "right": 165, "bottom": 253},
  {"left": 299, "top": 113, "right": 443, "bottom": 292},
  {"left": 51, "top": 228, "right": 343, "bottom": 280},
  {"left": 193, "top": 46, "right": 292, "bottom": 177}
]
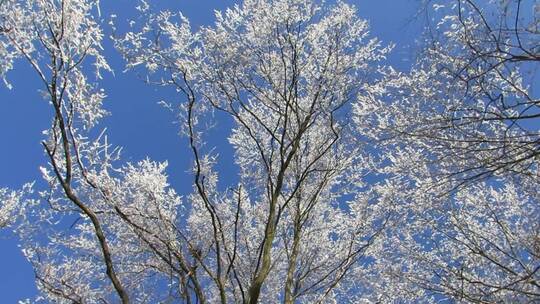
[
  {"left": 115, "top": 0, "right": 395, "bottom": 303},
  {"left": 0, "top": 0, "right": 129, "bottom": 302},
  {"left": 354, "top": 0, "right": 540, "bottom": 301},
  {"left": 0, "top": 184, "right": 33, "bottom": 228},
  {"left": 356, "top": 0, "right": 540, "bottom": 189},
  {"left": 2, "top": 0, "right": 396, "bottom": 302}
]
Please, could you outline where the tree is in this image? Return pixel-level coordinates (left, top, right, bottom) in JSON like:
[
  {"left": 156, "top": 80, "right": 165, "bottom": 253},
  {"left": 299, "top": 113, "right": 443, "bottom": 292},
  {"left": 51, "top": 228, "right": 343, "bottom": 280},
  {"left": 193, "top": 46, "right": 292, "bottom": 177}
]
[
  {"left": 3, "top": 0, "right": 539, "bottom": 302},
  {"left": 354, "top": 0, "right": 540, "bottom": 301},
  {"left": 356, "top": 0, "right": 540, "bottom": 189},
  {"left": 1, "top": 0, "right": 395, "bottom": 303},
  {"left": 0, "top": 0, "right": 129, "bottom": 302},
  {"left": 0, "top": 185, "right": 32, "bottom": 228}
]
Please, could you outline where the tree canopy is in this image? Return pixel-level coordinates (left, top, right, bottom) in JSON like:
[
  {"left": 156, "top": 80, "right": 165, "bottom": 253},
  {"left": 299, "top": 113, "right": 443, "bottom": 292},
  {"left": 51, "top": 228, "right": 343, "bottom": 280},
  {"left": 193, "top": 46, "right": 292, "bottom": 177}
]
[{"left": 0, "top": 0, "right": 538, "bottom": 303}]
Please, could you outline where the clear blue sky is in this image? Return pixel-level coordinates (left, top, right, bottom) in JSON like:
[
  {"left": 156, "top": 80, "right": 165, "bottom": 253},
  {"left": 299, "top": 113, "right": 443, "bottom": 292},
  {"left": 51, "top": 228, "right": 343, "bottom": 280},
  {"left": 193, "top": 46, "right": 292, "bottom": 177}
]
[{"left": 0, "top": 0, "right": 421, "bottom": 301}]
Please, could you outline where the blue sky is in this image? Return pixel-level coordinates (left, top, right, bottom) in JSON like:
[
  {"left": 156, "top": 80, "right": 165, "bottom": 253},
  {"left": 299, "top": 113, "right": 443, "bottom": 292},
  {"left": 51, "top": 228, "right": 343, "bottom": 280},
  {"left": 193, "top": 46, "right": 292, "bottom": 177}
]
[{"left": 0, "top": 0, "right": 421, "bottom": 301}]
